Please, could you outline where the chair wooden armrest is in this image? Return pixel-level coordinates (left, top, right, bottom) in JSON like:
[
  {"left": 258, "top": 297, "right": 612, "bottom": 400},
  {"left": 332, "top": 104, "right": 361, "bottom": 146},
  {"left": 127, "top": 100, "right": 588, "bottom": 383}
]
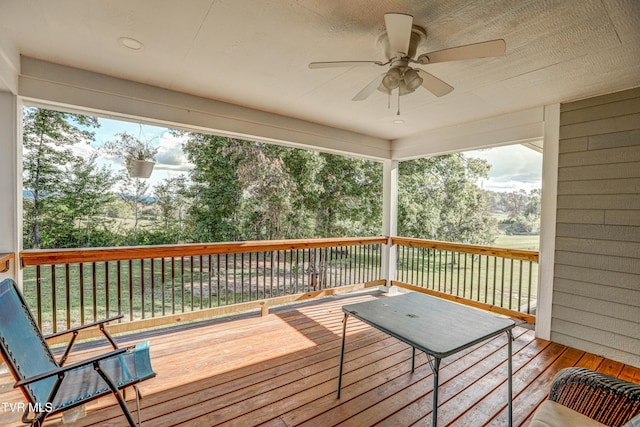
[{"left": 549, "top": 367, "right": 640, "bottom": 426}]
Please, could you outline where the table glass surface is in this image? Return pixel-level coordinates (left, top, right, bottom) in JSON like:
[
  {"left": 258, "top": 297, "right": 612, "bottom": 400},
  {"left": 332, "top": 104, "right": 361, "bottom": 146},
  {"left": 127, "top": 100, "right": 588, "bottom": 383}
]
[{"left": 342, "top": 292, "right": 515, "bottom": 359}]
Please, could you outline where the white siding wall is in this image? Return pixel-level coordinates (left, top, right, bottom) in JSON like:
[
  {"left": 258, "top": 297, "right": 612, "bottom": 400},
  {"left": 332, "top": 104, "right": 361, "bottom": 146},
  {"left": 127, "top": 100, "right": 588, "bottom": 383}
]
[{"left": 552, "top": 87, "right": 640, "bottom": 367}]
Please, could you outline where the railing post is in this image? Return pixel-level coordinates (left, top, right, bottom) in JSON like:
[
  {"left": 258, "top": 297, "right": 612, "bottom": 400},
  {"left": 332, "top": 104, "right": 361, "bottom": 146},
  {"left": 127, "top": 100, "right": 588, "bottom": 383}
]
[{"left": 381, "top": 160, "right": 398, "bottom": 289}]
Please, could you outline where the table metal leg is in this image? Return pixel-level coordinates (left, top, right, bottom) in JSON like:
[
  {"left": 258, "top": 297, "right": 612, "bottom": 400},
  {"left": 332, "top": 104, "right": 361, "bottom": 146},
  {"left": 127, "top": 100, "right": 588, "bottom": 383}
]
[
  {"left": 411, "top": 347, "right": 416, "bottom": 373},
  {"left": 507, "top": 329, "right": 513, "bottom": 427},
  {"left": 429, "top": 356, "right": 441, "bottom": 427},
  {"left": 337, "top": 312, "right": 349, "bottom": 399}
]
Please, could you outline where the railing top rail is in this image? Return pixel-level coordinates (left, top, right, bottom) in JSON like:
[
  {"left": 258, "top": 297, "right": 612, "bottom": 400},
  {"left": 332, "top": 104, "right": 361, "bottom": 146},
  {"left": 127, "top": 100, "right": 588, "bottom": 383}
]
[
  {"left": 20, "top": 236, "right": 388, "bottom": 267},
  {"left": 0, "top": 252, "right": 14, "bottom": 272},
  {"left": 391, "top": 236, "right": 539, "bottom": 262}
]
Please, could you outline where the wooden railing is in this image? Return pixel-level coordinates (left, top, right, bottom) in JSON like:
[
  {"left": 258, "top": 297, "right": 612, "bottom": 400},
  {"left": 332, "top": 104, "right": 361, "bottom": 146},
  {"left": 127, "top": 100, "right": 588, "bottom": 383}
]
[
  {"left": 0, "top": 252, "right": 14, "bottom": 272},
  {"left": 392, "top": 237, "right": 539, "bottom": 323},
  {"left": 18, "top": 236, "right": 539, "bottom": 337},
  {"left": 20, "top": 237, "right": 386, "bottom": 337}
]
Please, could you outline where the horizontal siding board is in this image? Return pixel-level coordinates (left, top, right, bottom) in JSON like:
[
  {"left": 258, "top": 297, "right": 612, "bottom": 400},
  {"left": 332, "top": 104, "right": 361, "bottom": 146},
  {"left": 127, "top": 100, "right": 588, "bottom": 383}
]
[
  {"left": 555, "top": 88, "right": 640, "bottom": 368},
  {"left": 550, "top": 317, "right": 640, "bottom": 355},
  {"left": 558, "top": 161, "right": 640, "bottom": 181},
  {"left": 554, "top": 264, "right": 640, "bottom": 291},
  {"left": 558, "top": 137, "right": 588, "bottom": 153},
  {"left": 552, "top": 304, "right": 640, "bottom": 340},
  {"left": 559, "top": 112, "right": 640, "bottom": 139},
  {"left": 554, "top": 278, "right": 640, "bottom": 309},
  {"left": 556, "top": 209, "right": 604, "bottom": 224},
  {"left": 558, "top": 144, "right": 640, "bottom": 168},
  {"left": 560, "top": 86, "right": 640, "bottom": 112},
  {"left": 588, "top": 129, "right": 640, "bottom": 150},
  {"left": 555, "top": 223, "right": 640, "bottom": 242},
  {"left": 557, "top": 194, "right": 640, "bottom": 209},
  {"left": 555, "top": 250, "right": 640, "bottom": 275},
  {"left": 550, "top": 331, "right": 640, "bottom": 368},
  {"left": 553, "top": 292, "right": 640, "bottom": 321},
  {"left": 557, "top": 177, "right": 640, "bottom": 195},
  {"left": 560, "top": 97, "right": 640, "bottom": 126},
  {"left": 605, "top": 210, "right": 640, "bottom": 226}
]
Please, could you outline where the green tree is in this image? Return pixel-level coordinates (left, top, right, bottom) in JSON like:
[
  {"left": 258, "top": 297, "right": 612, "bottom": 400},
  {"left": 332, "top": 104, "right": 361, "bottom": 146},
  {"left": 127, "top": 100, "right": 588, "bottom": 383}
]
[
  {"left": 501, "top": 189, "right": 529, "bottom": 218},
  {"left": 502, "top": 188, "right": 541, "bottom": 235},
  {"left": 310, "top": 153, "right": 382, "bottom": 237},
  {"left": 220, "top": 141, "right": 298, "bottom": 240},
  {"left": 22, "top": 107, "right": 99, "bottom": 248},
  {"left": 42, "top": 154, "right": 118, "bottom": 248},
  {"left": 152, "top": 175, "right": 191, "bottom": 243},
  {"left": 118, "top": 173, "right": 152, "bottom": 243},
  {"left": 182, "top": 133, "right": 242, "bottom": 242},
  {"left": 398, "top": 154, "right": 497, "bottom": 245},
  {"left": 524, "top": 188, "right": 541, "bottom": 218}
]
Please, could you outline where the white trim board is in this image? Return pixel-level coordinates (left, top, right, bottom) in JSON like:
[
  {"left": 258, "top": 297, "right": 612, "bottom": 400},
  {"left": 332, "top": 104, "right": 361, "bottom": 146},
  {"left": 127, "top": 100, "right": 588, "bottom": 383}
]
[{"left": 391, "top": 107, "right": 545, "bottom": 160}]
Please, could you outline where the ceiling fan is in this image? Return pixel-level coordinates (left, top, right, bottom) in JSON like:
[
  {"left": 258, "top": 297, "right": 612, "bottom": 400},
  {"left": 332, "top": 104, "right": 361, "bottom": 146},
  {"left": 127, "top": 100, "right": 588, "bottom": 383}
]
[{"left": 309, "top": 13, "right": 506, "bottom": 104}]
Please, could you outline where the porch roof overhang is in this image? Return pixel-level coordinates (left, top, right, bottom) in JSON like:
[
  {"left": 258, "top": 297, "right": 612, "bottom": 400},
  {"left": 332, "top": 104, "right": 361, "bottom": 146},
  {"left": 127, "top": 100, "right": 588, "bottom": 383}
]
[{"left": 1, "top": 0, "right": 639, "bottom": 160}]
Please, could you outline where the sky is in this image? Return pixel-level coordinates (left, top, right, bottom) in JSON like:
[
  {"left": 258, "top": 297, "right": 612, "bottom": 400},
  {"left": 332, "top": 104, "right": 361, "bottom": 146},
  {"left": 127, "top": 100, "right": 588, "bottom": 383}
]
[
  {"left": 74, "top": 117, "right": 542, "bottom": 194},
  {"left": 465, "top": 145, "right": 542, "bottom": 192}
]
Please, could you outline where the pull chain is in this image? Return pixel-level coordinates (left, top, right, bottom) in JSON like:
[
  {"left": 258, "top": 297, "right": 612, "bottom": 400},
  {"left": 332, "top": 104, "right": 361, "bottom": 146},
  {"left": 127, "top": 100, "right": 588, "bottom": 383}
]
[{"left": 397, "top": 90, "right": 401, "bottom": 116}]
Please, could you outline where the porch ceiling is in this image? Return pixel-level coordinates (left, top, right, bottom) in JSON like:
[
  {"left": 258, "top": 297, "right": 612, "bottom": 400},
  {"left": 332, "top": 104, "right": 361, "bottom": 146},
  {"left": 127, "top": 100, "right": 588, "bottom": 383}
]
[{"left": 0, "top": 0, "right": 639, "bottom": 147}]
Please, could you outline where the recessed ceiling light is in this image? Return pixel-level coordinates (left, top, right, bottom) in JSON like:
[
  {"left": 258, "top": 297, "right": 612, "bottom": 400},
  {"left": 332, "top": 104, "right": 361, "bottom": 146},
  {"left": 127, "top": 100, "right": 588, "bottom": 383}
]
[
  {"left": 393, "top": 119, "right": 405, "bottom": 124},
  {"left": 118, "top": 37, "right": 144, "bottom": 50}
]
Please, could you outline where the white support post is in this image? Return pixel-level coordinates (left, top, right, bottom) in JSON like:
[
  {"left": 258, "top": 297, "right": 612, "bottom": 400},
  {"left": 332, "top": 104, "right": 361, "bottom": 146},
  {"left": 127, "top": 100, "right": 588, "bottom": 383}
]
[
  {"left": 536, "top": 103, "right": 560, "bottom": 340},
  {"left": 0, "top": 91, "right": 20, "bottom": 283},
  {"left": 380, "top": 159, "right": 398, "bottom": 290}
]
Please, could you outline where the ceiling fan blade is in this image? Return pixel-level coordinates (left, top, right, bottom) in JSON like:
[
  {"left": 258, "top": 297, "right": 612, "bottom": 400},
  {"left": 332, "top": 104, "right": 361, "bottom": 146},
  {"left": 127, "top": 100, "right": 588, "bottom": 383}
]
[
  {"left": 384, "top": 13, "right": 413, "bottom": 56},
  {"left": 418, "top": 39, "right": 506, "bottom": 64},
  {"left": 309, "top": 61, "right": 383, "bottom": 69},
  {"left": 416, "top": 69, "right": 454, "bottom": 97},
  {"left": 352, "top": 74, "right": 385, "bottom": 101}
]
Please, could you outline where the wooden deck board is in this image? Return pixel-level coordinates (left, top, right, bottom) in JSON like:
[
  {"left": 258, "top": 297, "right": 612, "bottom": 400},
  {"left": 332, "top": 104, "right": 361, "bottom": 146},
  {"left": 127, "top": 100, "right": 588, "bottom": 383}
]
[{"left": 1, "top": 290, "right": 639, "bottom": 427}]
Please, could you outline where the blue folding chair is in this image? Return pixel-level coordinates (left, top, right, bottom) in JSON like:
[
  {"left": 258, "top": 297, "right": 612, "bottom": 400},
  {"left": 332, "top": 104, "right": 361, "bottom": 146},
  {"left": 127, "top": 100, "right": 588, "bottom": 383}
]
[{"left": 0, "top": 278, "right": 156, "bottom": 426}]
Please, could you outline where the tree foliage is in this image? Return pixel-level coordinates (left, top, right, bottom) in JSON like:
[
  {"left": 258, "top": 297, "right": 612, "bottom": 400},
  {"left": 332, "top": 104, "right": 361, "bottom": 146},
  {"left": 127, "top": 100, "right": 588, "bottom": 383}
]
[
  {"left": 42, "top": 154, "right": 117, "bottom": 248},
  {"left": 494, "top": 188, "right": 541, "bottom": 235},
  {"left": 398, "top": 154, "right": 497, "bottom": 245},
  {"left": 23, "top": 107, "right": 510, "bottom": 249},
  {"left": 182, "top": 133, "right": 242, "bottom": 242},
  {"left": 22, "top": 108, "right": 99, "bottom": 248}
]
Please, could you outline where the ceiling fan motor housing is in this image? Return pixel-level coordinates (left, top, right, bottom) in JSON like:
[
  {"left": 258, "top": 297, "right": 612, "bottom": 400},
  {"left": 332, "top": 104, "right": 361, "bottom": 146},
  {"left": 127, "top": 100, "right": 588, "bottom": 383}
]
[{"left": 376, "top": 24, "right": 427, "bottom": 60}]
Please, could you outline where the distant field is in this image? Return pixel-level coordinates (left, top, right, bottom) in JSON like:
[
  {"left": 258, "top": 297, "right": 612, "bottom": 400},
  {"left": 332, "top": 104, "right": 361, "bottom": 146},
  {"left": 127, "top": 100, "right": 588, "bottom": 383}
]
[{"left": 493, "top": 234, "right": 539, "bottom": 251}]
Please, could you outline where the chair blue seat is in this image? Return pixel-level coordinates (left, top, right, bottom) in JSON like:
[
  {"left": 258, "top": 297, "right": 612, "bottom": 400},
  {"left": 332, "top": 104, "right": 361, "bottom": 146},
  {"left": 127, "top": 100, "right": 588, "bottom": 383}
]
[{"left": 0, "top": 278, "right": 156, "bottom": 426}]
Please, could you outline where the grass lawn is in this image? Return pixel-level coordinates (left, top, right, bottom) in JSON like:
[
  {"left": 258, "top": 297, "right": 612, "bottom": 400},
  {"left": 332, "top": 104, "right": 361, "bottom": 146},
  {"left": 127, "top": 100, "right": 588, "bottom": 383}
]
[{"left": 494, "top": 234, "right": 539, "bottom": 251}]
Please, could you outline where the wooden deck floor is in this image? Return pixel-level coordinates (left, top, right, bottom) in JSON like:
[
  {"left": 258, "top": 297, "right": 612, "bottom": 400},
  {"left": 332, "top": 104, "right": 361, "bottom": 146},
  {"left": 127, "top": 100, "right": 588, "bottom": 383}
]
[{"left": 1, "top": 290, "right": 639, "bottom": 426}]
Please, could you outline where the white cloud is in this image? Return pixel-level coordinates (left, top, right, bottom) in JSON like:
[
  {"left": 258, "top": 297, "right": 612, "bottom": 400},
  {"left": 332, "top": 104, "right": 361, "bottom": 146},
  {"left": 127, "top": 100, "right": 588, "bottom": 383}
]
[
  {"left": 466, "top": 145, "right": 542, "bottom": 193},
  {"left": 154, "top": 131, "right": 193, "bottom": 172}
]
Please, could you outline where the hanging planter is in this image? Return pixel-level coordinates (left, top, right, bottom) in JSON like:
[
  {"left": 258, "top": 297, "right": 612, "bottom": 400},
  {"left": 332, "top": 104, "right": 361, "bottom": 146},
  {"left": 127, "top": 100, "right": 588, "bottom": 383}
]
[
  {"left": 103, "top": 129, "right": 159, "bottom": 179},
  {"left": 127, "top": 159, "right": 155, "bottom": 178}
]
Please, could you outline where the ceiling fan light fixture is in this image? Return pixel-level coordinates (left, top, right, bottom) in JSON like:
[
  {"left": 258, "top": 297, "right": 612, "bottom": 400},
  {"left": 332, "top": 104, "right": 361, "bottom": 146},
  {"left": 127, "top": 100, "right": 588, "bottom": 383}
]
[
  {"left": 382, "top": 67, "right": 402, "bottom": 90},
  {"left": 404, "top": 68, "right": 423, "bottom": 92},
  {"left": 398, "top": 80, "right": 412, "bottom": 96}
]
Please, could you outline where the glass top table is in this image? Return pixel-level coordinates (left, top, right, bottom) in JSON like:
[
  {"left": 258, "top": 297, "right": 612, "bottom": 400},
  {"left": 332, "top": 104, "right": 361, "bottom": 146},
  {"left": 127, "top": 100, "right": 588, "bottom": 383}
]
[{"left": 337, "top": 292, "right": 516, "bottom": 426}]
